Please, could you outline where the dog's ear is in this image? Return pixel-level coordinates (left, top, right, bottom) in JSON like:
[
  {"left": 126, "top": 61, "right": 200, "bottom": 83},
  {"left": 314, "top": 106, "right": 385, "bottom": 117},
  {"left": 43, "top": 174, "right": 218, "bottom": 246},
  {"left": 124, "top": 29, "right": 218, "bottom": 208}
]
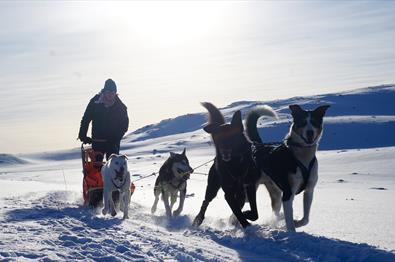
[
  {"left": 170, "top": 152, "right": 176, "bottom": 158},
  {"left": 289, "top": 104, "right": 307, "bottom": 118},
  {"left": 203, "top": 123, "right": 219, "bottom": 134},
  {"left": 313, "top": 105, "right": 330, "bottom": 118},
  {"left": 121, "top": 154, "right": 128, "bottom": 160},
  {"left": 181, "top": 148, "right": 186, "bottom": 156},
  {"left": 230, "top": 110, "right": 243, "bottom": 131},
  {"left": 289, "top": 104, "right": 303, "bottom": 114}
]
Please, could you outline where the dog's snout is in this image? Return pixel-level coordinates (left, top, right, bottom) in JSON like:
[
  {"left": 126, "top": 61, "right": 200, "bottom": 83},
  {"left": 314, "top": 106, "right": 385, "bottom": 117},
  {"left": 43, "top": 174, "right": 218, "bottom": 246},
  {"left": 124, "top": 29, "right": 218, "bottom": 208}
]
[
  {"left": 306, "top": 130, "right": 314, "bottom": 142},
  {"left": 120, "top": 166, "right": 125, "bottom": 173},
  {"left": 220, "top": 148, "right": 232, "bottom": 162},
  {"left": 222, "top": 154, "right": 231, "bottom": 162}
]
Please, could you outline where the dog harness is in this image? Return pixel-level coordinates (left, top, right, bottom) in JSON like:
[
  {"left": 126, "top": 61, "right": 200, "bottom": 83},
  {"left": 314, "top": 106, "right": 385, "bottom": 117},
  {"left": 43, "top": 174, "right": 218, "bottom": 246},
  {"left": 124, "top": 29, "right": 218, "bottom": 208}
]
[
  {"left": 111, "top": 170, "right": 127, "bottom": 190},
  {"left": 252, "top": 142, "right": 316, "bottom": 201},
  {"left": 215, "top": 146, "right": 261, "bottom": 192},
  {"left": 168, "top": 175, "right": 189, "bottom": 191},
  {"left": 155, "top": 165, "right": 189, "bottom": 195}
]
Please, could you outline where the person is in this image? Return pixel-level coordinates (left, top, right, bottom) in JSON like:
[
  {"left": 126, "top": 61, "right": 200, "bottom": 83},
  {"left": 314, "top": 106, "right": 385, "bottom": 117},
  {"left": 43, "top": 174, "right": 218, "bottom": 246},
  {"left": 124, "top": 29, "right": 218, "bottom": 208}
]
[{"left": 78, "top": 78, "right": 129, "bottom": 161}]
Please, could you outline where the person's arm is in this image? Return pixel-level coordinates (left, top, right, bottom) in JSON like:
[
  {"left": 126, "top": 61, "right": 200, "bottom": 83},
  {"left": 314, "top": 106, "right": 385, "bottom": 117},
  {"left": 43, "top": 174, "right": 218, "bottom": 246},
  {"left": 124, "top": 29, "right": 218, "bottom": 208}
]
[
  {"left": 78, "top": 99, "right": 94, "bottom": 143},
  {"left": 112, "top": 98, "right": 129, "bottom": 142},
  {"left": 119, "top": 106, "right": 129, "bottom": 139}
]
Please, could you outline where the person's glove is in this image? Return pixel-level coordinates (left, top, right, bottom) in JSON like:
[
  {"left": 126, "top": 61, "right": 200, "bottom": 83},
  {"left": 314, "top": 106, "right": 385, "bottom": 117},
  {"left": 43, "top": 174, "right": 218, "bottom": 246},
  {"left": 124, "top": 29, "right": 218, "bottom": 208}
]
[{"left": 80, "top": 136, "right": 92, "bottom": 144}]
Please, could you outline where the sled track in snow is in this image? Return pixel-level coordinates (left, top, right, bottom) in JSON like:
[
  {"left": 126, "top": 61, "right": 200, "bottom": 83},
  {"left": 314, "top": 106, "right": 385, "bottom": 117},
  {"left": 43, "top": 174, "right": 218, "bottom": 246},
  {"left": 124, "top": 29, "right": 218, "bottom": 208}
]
[
  {"left": 1, "top": 191, "right": 394, "bottom": 261},
  {"left": 0, "top": 192, "right": 236, "bottom": 261}
]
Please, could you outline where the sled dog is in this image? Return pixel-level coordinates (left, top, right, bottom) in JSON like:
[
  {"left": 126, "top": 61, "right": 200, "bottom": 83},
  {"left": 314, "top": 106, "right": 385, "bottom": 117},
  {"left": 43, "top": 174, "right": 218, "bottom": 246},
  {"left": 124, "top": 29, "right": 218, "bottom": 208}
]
[
  {"left": 151, "top": 148, "right": 193, "bottom": 217},
  {"left": 193, "top": 103, "right": 276, "bottom": 228},
  {"left": 246, "top": 104, "right": 330, "bottom": 231},
  {"left": 101, "top": 154, "right": 131, "bottom": 219}
]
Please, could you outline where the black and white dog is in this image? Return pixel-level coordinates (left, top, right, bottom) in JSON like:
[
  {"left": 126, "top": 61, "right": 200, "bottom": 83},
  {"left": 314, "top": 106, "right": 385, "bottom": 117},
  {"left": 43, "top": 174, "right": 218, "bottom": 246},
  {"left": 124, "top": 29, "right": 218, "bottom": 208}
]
[
  {"left": 151, "top": 149, "right": 193, "bottom": 217},
  {"left": 193, "top": 102, "right": 276, "bottom": 228},
  {"left": 246, "top": 104, "right": 330, "bottom": 232}
]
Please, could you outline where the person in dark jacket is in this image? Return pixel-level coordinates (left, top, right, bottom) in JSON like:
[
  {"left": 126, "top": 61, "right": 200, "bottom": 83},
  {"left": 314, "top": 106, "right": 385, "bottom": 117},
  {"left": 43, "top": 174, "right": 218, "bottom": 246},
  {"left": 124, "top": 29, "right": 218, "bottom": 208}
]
[{"left": 78, "top": 79, "right": 129, "bottom": 161}]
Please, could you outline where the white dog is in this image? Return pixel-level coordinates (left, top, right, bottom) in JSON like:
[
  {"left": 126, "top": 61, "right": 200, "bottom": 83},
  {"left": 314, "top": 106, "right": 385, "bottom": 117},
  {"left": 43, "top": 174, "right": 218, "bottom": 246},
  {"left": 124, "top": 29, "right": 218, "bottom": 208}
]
[{"left": 101, "top": 154, "right": 131, "bottom": 219}]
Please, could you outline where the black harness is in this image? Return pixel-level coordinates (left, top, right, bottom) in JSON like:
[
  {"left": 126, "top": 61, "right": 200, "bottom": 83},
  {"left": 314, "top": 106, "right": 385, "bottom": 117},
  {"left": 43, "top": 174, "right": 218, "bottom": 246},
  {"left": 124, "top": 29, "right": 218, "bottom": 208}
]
[
  {"left": 285, "top": 139, "right": 317, "bottom": 185},
  {"left": 167, "top": 174, "right": 189, "bottom": 191},
  {"left": 155, "top": 163, "right": 190, "bottom": 195},
  {"left": 252, "top": 141, "right": 316, "bottom": 201},
  {"left": 215, "top": 145, "right": 259, "bottom": 190},
  {"left": 294, "top": 156, "right": 316, "bottom": 186},
  {"left": 111, "top": 170, "right": 127, "bottom": 190}
]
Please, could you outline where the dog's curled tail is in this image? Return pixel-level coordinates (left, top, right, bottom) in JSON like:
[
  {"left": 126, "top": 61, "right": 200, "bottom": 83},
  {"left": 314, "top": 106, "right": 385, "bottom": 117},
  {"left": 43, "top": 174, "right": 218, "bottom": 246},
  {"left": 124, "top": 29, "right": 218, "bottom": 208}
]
[
  {"left": 201, "top": 102, "right": 225, "bottom": 126},
  {"left": 246, "top": 105, "right": 278, "bottom": 144}
]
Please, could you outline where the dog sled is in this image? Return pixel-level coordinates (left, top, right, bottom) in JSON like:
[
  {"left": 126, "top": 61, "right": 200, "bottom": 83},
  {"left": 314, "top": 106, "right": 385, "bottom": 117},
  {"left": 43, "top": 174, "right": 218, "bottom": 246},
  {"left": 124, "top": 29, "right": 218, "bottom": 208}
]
[{"left": 81, "top": 144, "right": 135, "bottom": 207}]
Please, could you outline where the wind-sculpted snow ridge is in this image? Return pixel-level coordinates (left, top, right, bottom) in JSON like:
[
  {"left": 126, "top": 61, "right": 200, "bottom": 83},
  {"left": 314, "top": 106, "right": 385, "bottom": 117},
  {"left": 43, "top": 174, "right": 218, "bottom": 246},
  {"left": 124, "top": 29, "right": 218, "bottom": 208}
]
[
  {"left": 126, "top": 113, "right": 207, "bottom": 143},
  {"left": 0, "top": 191, "right": 394, "bottom": 261},
  {"left": 124, "top": 85, "right": 395, "bottom": 150},
  {"left": 26, "top": 148, "right": 81, "bottom": 161},
  {"left": 0, "top": 154, "right": 28, "bottom": 166}
]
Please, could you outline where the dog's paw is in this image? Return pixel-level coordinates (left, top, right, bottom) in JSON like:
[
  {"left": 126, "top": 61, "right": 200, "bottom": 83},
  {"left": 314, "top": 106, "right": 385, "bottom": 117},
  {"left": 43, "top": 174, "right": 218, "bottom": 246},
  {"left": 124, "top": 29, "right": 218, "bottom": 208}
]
[
  {"left": 243, "top": 210, "right": 258, "bottom": 221},
  {"left": 102, "top": 209, "right": 107, "bottom": 215},
  {"left": 123, "top": 215, "right": 129, "bottom": 220},
  {"left": 241, "top": 220, "right": 252, "bottom": 229},
  {"left": 111, "top": 210, "right": 117, "bottom": 217},
  {"left": 172, "top": 209, "right": 181, "bottom": 217},
  {"left": 294, "top": 218, "right": 308, "bottom": 228},
  {"left": 228, "top": 215, "right": 239, "bottom": 226},
  {"left": 244, "top": 224, "right": 261, "bottom": 236},
  {"left": 151, "top": 206, "right": 157, "bottom": 214},
  {"left": 192, "top": 214, "right": 204, "bottom": 227},
  {"left": 273, "top": 211, "right": 283, "bottom": 220}
]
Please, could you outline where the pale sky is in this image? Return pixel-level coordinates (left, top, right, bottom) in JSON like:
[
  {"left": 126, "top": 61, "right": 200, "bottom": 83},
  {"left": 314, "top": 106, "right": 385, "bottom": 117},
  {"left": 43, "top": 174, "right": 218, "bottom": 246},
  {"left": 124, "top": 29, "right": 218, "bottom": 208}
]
[{"left": 0, "top": 1, "right": 394, "bottom": 154}]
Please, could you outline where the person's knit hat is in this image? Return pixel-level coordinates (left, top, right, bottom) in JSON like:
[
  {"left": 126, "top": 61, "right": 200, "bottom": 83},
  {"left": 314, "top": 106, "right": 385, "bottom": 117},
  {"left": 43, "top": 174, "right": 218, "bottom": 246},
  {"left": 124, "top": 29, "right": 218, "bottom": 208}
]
[{"left": 103, "top": 78, "right": 117, "bottom": 93}]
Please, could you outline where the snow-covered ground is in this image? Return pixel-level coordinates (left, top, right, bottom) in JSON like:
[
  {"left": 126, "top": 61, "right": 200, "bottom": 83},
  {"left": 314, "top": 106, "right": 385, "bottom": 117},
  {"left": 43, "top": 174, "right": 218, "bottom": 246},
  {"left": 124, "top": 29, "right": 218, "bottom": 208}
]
[{"left": 1, "top": 85, "right": 395, "bottom": 261}]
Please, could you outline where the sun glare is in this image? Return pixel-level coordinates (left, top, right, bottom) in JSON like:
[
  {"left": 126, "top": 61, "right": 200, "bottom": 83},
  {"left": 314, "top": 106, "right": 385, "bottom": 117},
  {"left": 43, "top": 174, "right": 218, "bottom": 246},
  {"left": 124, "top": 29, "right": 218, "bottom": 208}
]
[{"left": 91, "top": 2, "right": 237, "bottom": 46}]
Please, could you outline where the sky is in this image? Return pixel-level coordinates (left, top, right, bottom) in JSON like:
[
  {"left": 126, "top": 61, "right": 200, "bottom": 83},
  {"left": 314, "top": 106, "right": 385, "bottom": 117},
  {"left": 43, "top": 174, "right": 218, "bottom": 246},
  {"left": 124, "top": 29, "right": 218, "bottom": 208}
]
[{"left": 0, "top": 1, "right": 395, "bottom": 154}]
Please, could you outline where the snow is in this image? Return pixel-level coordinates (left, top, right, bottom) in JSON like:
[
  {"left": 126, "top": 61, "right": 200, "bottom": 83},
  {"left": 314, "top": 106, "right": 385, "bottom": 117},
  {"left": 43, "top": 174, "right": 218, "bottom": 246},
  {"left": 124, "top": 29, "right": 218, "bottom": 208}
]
[
  {"left": 0, "top": 154, "right": 28, "bottom": 166},
  {"left": 1, "top": 85, "right": 395, "bottom": 261}
]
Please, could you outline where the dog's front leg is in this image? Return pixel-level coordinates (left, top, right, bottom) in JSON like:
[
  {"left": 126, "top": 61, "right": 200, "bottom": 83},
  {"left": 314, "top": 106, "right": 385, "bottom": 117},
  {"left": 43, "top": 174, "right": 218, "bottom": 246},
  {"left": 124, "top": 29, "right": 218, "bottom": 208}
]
[
  {"left": 122, "top": 189, "right": 131, "bottom": 219},
  {"left": 162, "top": 192, "right": 172, "bottom": 217},
  {"left": 170, "top": 193, "right": 176, "bottom": 211},
  {"left": 283, "top": 196, "right": 296, "bottom": 232},
  {"left": 193, "top": 165, "right": 220, "bottom": 227},
  {"left": 243, "top": 184, "right": 259, "bottom": 221},
  {"left": 224, "top": 192, "right": 250, "bottom": 228},
  {"left": 102, "top": 188, "right": 110, "bottom": 216},
  {"left": 107, "top": 190, "right": 117, "bottom": 217},
  {"left": 295, "top": 190, "right": 314, "bottom": 227},
  {"left": 173, "top": 189, "right": 186, "bottom": 216},
  {"left": 151, "top": 188, "right": 160, "bottom": 214}
]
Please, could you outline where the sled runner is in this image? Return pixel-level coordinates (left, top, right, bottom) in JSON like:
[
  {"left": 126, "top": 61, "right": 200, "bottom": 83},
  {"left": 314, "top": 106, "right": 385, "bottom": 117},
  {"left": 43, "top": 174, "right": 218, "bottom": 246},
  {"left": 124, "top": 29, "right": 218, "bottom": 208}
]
[{"left": 81, "top": 144, "right": 135, "bottom": 207}]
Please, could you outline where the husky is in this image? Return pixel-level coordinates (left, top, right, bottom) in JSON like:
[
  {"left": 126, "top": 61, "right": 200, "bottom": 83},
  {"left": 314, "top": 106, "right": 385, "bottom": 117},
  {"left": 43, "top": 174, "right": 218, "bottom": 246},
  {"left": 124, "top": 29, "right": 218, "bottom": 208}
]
[
  {"left": 101, "top": 154, "right": 131, "bottom": 219},
  {"left": 246, "top": 104, "right": 330, "bottom": 232},
  {"left": 192, "top": 102, "right": 276, "bottom": 228},
  {"left": 151, "top": 148, "right": 193, "bottom": 217}
]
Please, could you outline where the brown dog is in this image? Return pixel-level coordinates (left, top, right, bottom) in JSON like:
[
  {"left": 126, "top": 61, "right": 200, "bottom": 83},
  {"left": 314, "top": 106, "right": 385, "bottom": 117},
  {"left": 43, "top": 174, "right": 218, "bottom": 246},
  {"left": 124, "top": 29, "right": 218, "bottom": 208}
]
[{"left": 193, "top": 102, "right": 266, "bottom": 228}]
